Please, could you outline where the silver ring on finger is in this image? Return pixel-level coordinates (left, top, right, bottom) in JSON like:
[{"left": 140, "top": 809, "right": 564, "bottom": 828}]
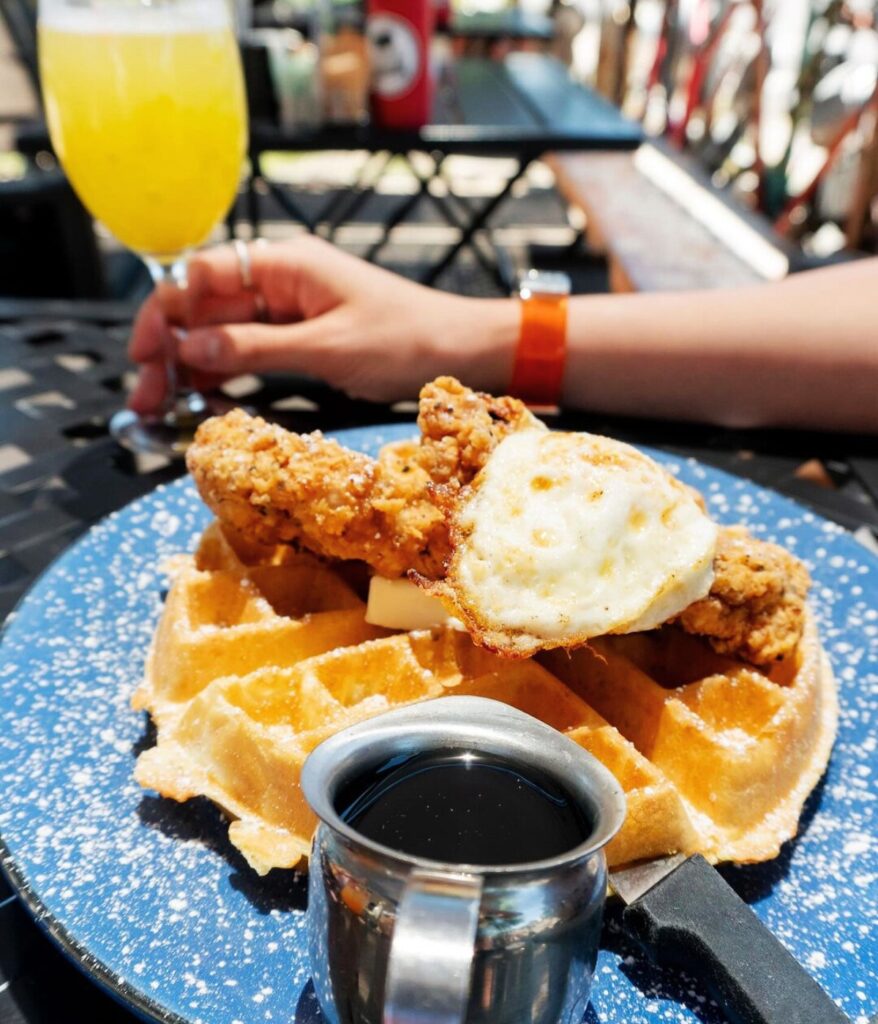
[
  {"left": 233, "top": 238, "right": 268, "bottom": 321},
  {"left": 233, "top": 238, "right": 255, "bottom": 290}
]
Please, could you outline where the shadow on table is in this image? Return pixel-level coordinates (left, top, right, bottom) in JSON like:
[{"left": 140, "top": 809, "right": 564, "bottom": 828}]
[
  {"left": 136, "top": 791, "right": 309, "bottom": 914},
  {"left": 134, "top": 717, "right": 308, "bottom": 915},
  {"left": 600, "top": 904, "right": 725, "bottom": 1023},
  {"left": 295, "top": 981, "right": 325, "bottom": 1023},
  {"left": 131, "top": 714, "right": 157, "bottom": 756}
]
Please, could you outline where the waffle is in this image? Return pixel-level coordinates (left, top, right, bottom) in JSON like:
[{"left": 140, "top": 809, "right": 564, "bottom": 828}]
[
  {"left": 541, "top": 614, "right": 835, "bottom": 864},
  {"left": 132, "top": 522, "right": 388, "bottom": 731},
  {"left": 135, "top": 522, "right": 836, "bottom": 875}
]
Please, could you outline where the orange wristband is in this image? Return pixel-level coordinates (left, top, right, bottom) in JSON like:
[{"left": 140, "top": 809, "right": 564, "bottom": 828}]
[{"left": 508, "top": 271, "right": 570, "bottom": 408}]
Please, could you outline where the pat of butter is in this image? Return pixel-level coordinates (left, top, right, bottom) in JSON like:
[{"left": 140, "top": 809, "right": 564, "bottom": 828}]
[{"left": 366, "top": 576, "right": 451, "bottom": 631}]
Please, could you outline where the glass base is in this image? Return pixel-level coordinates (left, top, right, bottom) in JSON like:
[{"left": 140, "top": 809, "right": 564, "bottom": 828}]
[{"left": 109, "top": 393, "right": 237, "bottom": 458}]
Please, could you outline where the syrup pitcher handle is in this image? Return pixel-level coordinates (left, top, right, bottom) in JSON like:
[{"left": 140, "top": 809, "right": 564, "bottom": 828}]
[{"left": 383, "top": 869, "right": 484, "bottom": 1024}]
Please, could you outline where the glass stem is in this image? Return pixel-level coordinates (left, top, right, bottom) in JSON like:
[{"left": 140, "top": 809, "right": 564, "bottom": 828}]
[{"left": 144, "top": 255, "right": 205, "bottom": 423}]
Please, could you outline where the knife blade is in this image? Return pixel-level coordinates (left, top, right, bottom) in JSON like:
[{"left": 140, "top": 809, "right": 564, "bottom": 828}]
[{"left": 609, "top": 853, "right": 851, "bottom": 1024}]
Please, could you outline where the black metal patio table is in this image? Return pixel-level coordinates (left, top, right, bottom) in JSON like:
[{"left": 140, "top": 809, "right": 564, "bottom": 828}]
[
  {"left": 0, "top": 301, "right": 876, "bottom": 1023},
  {"left": 246, "top": 52, "right": 642, "bottom": 288}
]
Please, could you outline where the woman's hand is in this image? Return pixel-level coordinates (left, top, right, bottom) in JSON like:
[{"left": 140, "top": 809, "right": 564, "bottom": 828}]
[{"left": 128, "top": 236, "right": 517, "bottom": 412}]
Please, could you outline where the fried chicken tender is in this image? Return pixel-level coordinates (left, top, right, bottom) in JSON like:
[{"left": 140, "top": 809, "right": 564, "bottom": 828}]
[
  {"left": 676, "top": 526, "right": 810, "bottom": 665},
  {"left": 187, "top": 377, "right": 810, "bottom": 666},
  {"left": 186, "top": 410, "right": 449, "bottom": 578},
  {"left": 186, "top": 378, "right": 538, "bottom": 579}
]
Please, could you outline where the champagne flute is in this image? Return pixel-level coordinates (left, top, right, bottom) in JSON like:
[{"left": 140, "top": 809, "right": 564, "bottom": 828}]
[{"left": 38, "top": 0, "right": 248, "bottom": 456}]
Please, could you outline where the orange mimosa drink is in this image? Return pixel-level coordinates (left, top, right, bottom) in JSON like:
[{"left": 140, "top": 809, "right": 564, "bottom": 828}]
[{"left": 39, "top": 5, "right": 247, "bottom": 261}]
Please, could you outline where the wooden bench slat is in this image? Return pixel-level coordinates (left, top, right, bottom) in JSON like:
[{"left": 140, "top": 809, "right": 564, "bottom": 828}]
[{"left": 548, "top": 148, "right": 781, "bottom": 293}]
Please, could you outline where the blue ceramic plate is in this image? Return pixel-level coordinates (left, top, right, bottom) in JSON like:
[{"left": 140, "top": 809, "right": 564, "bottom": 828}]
[{"left": 0, "top": 424, "right": 875, "bottom": 1024}]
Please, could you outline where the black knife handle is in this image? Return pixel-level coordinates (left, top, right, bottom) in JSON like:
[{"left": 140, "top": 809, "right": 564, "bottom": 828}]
[{"left": 621, "top": 855, "right": 850, "bottom": 1024}]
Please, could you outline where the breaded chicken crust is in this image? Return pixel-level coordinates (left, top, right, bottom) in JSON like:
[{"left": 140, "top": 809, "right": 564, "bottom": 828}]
[
  {"left": 186, "top": 378, "right": 536, "bottom": 579},
  {"left": 416, "top": 376, "right": 542, "bottom": 488},
  {"left": 675, "top": 526, "right": 810, "bottom": 665},
  {"left": 187, "top": 410, "right": 449, "bottom": 578},
  {"left": 187, "top": 377, "right": 810, "bottom": 666}
]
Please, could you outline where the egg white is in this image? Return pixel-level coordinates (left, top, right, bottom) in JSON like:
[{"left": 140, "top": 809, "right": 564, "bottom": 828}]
[{"left": 446, "top": 430, "right": 718, "bottom": 651}]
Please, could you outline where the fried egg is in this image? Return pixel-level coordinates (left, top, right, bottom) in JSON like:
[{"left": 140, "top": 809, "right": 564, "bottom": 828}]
[{"left": 419, "top": 430, "right": 718, "bottom": 657}]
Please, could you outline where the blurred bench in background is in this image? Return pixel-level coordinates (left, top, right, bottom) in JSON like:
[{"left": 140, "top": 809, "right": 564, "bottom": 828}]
[{"left": 549, "top": 142, "right": 793, "bottom": 293}]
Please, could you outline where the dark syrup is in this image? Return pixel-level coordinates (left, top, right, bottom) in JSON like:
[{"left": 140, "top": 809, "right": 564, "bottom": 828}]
[{"left": 335, "top": 747, "right": 595, "bottom": 865}]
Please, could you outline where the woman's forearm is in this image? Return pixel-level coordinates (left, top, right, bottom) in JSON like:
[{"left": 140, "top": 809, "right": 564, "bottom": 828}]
[
  {"left": 558, "top": 260, "right": 878, "bottom": 432},
  {"left": 465, "top": 259, "right": 878, "bottom": 431}
]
